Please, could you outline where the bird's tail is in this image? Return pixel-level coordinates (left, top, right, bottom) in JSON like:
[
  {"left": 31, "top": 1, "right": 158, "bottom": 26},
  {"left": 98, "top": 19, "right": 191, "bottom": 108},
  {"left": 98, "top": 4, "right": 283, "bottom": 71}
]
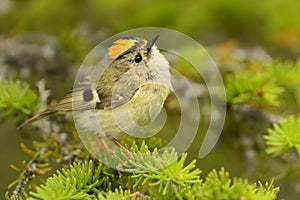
[{"left": 18, "top": 108, "right": 57, "bottom": 129}]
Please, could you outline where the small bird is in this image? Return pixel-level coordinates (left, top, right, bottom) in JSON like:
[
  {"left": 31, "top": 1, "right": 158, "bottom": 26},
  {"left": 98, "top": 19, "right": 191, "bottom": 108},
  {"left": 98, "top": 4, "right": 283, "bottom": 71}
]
[{"left": 19, "top": 35, "right": 172, "bottom": 151}]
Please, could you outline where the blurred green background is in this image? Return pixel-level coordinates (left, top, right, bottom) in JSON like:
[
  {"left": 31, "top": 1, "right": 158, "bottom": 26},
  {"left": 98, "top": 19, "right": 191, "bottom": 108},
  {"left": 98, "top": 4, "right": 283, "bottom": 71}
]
[{"left": 1, "top": 0, "right": 300, "bottom": 199}]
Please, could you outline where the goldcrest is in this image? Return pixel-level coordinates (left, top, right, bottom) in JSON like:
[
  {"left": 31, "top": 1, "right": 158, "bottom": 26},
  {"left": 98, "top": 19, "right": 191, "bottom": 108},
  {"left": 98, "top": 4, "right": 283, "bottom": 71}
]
[{"left": 19, "top": 35, "right": 172, "bottom": 146}]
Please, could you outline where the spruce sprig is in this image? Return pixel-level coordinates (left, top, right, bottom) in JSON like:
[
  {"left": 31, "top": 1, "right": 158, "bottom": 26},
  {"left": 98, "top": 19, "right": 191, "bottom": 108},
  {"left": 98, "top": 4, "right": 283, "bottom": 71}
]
[
  {"left": 264, "top": 116, "right": 300, "bottom": 157},
  {"left": 0, "top": 80, "right": 39, "bottom": 123}
]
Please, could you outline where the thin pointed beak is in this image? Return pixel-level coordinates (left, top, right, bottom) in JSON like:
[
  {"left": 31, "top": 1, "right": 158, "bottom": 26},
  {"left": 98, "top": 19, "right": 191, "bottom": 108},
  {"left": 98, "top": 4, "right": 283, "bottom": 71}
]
[{"left": 146, "top": 35, "right": 159, "bottom": 52}]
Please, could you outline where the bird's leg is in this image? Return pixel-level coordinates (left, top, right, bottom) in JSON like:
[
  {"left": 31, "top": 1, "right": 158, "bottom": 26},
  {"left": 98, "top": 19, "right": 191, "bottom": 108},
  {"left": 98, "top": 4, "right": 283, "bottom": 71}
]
[
  {"left": 92, "top": 137, "right": 114, "bottom": 157},
  {"left": 113, "top": 137, "right": 133, "bottom": 158}
]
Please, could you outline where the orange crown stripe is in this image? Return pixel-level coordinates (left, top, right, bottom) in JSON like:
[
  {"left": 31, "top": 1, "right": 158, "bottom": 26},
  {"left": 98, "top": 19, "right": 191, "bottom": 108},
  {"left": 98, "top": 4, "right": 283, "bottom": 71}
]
[{"left": 108, "top": 39, "right": 136, "bottom": 59}]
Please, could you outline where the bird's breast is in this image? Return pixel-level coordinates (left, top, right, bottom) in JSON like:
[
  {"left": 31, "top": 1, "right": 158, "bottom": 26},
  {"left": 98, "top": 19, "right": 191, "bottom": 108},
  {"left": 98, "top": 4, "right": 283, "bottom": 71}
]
[{"left": 75, "top": 83, "right": 170, "bottom": 140}]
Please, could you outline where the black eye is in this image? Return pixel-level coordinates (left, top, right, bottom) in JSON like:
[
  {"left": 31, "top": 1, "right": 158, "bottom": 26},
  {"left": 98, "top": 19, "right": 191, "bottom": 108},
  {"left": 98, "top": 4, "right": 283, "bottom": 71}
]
[{"left": 134, "top": 54, "right": 142, "bottom": 63}]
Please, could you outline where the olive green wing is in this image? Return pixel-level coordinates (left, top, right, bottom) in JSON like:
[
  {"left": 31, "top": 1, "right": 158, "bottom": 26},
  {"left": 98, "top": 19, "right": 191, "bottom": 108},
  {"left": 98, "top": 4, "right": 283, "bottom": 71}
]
[{"left": 18, "top": 78, "right": 101, "bottom": 128}]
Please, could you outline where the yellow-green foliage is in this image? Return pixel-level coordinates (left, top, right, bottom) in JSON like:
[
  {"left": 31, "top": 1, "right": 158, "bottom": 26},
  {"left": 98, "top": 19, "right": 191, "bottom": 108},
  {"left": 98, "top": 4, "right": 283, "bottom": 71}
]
[
  {"left": 27, "top": 151, "right": 279, "bottom": 200},
  {"left": 265, "top": 116, "right": 300, "bottom": 157},
  {"left": 0, "top": 80, "right": 39, "bottom": 123}
]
